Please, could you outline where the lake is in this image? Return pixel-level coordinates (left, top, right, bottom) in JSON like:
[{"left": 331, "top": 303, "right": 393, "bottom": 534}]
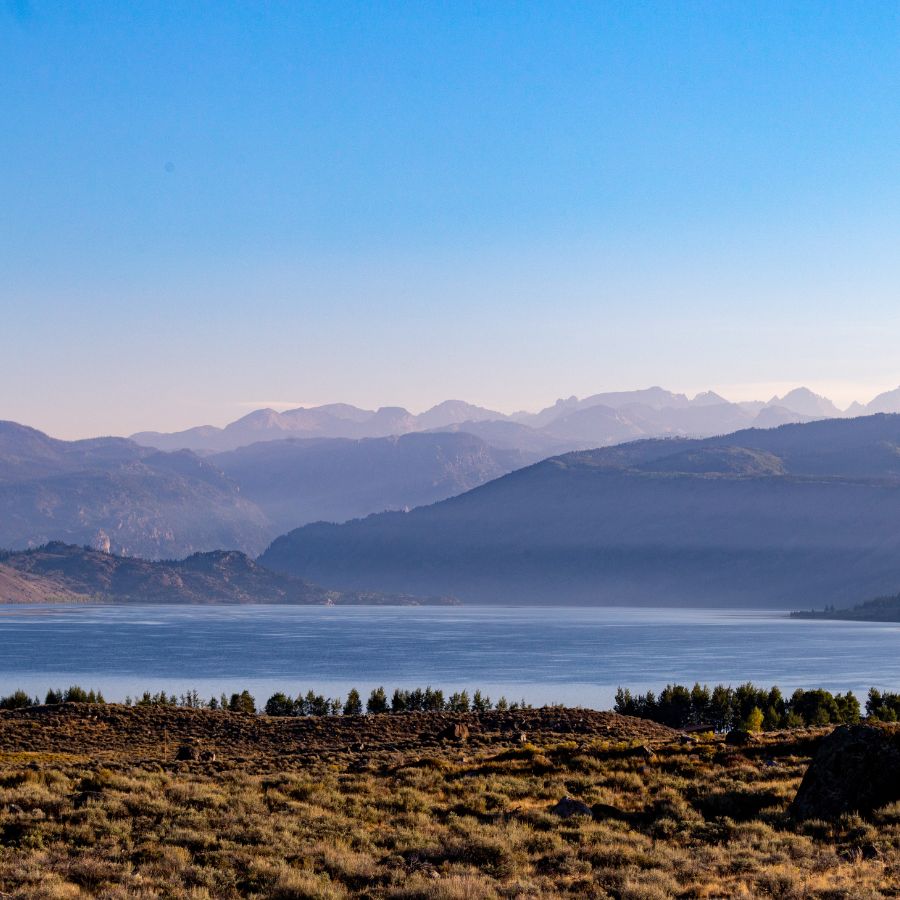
[{"left": 1, "top": 604, "right": 898, "bottom": 708}]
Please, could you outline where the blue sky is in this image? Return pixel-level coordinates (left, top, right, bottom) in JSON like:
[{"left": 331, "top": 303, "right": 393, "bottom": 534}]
[{"left": 2, "top": 1, "right": 899, "bottom": 437}]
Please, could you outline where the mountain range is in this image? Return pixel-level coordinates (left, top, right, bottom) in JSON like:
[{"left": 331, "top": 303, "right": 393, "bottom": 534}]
[
  {"left": 131, "top": 385, "right": 900, "bottom": 455},
  {"left": 0, "top": 422, "right": 534, "bottom": 557},
  {"left": 211, "top": 432, "right": 534, "bottom": 535},
  {"left": 260, "top": 413, "right": 900, "bottom": 609},
  {"left": 0, "top": 421, "right": 270, "bottom": 559},
  {"left": 7, "top": 390, "right": 900, "bottom": 610}
]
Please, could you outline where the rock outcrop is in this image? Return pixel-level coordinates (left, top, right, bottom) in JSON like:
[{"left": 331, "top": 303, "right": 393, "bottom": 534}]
[
  {"left": 791, "top": 724, "right": 900, "bottom": 820},
  {"left": 550, "top": 797, "right": 593, "bottom": 819}
]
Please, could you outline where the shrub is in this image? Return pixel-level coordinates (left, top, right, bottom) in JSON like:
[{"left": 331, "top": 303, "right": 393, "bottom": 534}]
[
  {"left": 744, "top": 706, "right": 764, "bottom": 733},
  {"left": 0, "top": 690, "right": 35, "bottom": 710}
]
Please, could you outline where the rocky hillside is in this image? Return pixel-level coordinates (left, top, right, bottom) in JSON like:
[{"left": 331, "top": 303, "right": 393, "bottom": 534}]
[
  {"left": 260, "top": 414, "right": 900, "bottom": 608},
  {"left": 0, "top": 542, "right": 444, "bottom": 605},
  {"left": 0, "top": 421, "right": 269, "bottom": 558},
  {"left": 0, "top": 422, "right": 543, "bottom": 553}
]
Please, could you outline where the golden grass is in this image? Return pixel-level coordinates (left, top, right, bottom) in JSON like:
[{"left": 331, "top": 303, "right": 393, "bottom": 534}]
[{"left": 0, "top": 709, "right": 896, "bottom": 897}]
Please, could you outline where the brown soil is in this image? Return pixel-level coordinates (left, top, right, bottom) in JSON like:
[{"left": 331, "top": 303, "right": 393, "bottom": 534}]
[{"left": 0, "top": 704, "right": 673, "bottom": 763}]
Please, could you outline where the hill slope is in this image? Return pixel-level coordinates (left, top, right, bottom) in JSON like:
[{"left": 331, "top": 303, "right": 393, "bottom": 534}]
[
  {"left": 211, "top": 432, "right": 534, "bottom": 533},
  {"left": 0, "top": 543, "right": 443, "bottom": 605},
  {"left": 260, "top": 414, "right": 900, "bottom": 608},
  {"left": 0, "top": 421, "right": 269, "bottom": 558}
]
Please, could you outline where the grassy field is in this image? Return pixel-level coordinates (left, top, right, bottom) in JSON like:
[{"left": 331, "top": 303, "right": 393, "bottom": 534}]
[{"left": 0, "top": 705, "right": 896, "bottom": 898}]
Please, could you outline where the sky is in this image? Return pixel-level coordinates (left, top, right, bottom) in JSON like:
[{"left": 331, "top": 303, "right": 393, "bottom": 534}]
[{"left": 2, "top": 1, "right": 899, "bottom": 438}]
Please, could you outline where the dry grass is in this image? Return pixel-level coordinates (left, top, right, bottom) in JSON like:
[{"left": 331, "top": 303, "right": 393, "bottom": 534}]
[{"left": 0, "top": 706, "right": 897, "bottom": 897}]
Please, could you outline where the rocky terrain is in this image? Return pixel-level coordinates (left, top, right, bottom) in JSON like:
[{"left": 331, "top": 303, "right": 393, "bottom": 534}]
[
  {"left": 0, "top": 423, "right": 545, "bottom": 557},
  {"left": 0, "top": 704, "right": 672, "bottom": 759},
  {"left": 0, "top": 421, "right": 269, "bottom": 558},
  {"left": 0, "top": 542, "right": 446, "bottom": 605},
  {"left": 0, "top": 704, "right": 897, "bottom": 897}
]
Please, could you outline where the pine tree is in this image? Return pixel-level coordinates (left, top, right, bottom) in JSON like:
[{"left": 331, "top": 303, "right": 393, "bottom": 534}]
[
  {"left": 343, "top": 688, "right": 363, "bottom": 716},
  {"left": 367, "top": 686, "right": 388, "bottom": 714}
]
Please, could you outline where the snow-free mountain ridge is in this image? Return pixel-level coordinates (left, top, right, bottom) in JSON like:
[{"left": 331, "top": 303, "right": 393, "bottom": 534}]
[{"left": 131, "top": 386, "right": 899, "bottom": 455}]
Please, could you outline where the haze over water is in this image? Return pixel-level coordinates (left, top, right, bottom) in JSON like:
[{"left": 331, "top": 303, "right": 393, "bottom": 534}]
[{"left": 1, "top": 604, "right": 895, "bottom": 708}]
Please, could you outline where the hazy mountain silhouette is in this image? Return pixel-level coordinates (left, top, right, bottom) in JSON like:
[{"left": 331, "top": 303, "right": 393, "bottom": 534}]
[
  {"left": 0, "top": 421, "right": 269, "bottom": 558},
  {"left": 765, "top": 387, "right": 842, "bottom": 419},
  {"left": 132, "top": 400, "right": 509, "bottom": 452},
  {"left": 131, "top": 385, "right": 891, "bottom": 456},
  {"left": 0, "top": 422, "right": 542, "bottom": 555},
  {"left": 210, "top": 432, "right": 535, "bottom": 534},
  {"left": 260, "top": 414, "right": 900, "bottom": 609},
  {"left": 867, "top": 387, "right": 900, "bottom": 414}
]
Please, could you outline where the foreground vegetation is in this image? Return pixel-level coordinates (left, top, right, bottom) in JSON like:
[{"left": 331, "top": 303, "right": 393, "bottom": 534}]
[{"left": 0, "top": 702, "right": 898, "bottom": 898}]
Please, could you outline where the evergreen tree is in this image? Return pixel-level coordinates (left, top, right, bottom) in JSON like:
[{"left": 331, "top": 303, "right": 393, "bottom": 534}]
[
  {"left": 343, "top": 688, "right": 363, "bottom": 716},
  {"left": 472, "top": 689, "right": 492, "bottom": 712},
  {"left": 265, "top": 692, "right": 295, "bottom": 717},
  {"left": 367, "top": 686, "right": 388, "bottom": 714},
  {"left": 229, "top": 690, "right": 256, "bottom": 714}
]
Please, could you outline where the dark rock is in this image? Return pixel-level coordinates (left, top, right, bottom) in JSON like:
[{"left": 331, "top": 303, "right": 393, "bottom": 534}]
[
  {"left": 550, "top": 796, "right": 593, "bottom": 819},
  {"left": 591, "top": 802, "right": 631, "bottom": 822},
  {"left": 175, "top": 744, "right": 200, "bottom": 761},
  {"left": 791, "top": 724, "right": 900, "bottom": 820},
  {"left": 725, "top": 729, "right": 756, "bottom": 746},
  {"left": 632, "top": 743, "right": 657, "bottom": 760},
  {"left": 439, "top": 723, "right": 470, "bottom": 742}
]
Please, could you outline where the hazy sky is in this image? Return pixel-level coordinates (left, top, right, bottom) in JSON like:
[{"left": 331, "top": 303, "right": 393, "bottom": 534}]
[{"left": 3, "top": 2, "right": 900, "bottom": 438}]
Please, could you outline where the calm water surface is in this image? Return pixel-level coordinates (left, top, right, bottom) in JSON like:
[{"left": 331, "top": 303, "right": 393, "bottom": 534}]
[{"left": 0, "top": 604, "right": 897, "bottom": 708}]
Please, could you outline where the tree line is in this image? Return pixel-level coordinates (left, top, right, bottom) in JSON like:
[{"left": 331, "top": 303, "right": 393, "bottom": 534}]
[
  {"left": 614, "top": 682, "right": 862, "bottom": 731},
  {"left": 0, "top": 685, "right": 530, "bottom": 716},
  {"left": 4, "top": 682, "right": 900, "bottom": 729}
]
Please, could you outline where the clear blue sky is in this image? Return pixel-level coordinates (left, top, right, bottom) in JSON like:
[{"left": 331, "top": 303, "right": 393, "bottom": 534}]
[{"left": 2, "top": 1, "right": 899, "bottom": 437}]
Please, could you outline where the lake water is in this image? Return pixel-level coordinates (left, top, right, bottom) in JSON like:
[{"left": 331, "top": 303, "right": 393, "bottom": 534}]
[{"left": 1, "top": 604, "right": 898, "bottom": 709}]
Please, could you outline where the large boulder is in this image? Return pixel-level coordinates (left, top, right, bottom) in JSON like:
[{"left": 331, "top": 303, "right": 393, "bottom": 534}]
[
  {"left": 439, "top": 723, "right": 470, "bottom": 742},
  {"left": 725, "top": 728, "right": 756, "bottom": 746},
  {"left": 791, "top": 724, "right": 900, "bottom": 820},
  {"left": 550, "top": 797, "right": 593, "bottom": 819}
]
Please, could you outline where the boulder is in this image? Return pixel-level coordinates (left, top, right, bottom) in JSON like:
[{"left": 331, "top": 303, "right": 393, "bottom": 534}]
[
  {"left": 439, "top": 723, "right": 470, "bottom": 742},
  {"left": 175, "top": 744, "right": 199, "bottom": 761},
  {"left": 631, "top": 743, "right": 657, "bottom": 760},
  {"left": 725, "top": 729, "right": 756, "bottom": 746},
  {"left": 550, "top": 796, "right": 593, "bottom": 819},
  {"left": 791, "top": 724, "right": 900, "bottom": 820},
  {"left": 591, "top": 802, "right": 631, "bottom": 822}
]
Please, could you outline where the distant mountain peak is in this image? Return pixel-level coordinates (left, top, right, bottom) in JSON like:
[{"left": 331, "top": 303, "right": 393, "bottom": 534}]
[
  {"left": 690, "top": 391, "right": 729, "bottom": 407},
  {"left": 767, "top": 387, "right": 842, "bottom": 419},
  {"left": 867, "top": 386, "right": 900, "bottom": 415}
]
